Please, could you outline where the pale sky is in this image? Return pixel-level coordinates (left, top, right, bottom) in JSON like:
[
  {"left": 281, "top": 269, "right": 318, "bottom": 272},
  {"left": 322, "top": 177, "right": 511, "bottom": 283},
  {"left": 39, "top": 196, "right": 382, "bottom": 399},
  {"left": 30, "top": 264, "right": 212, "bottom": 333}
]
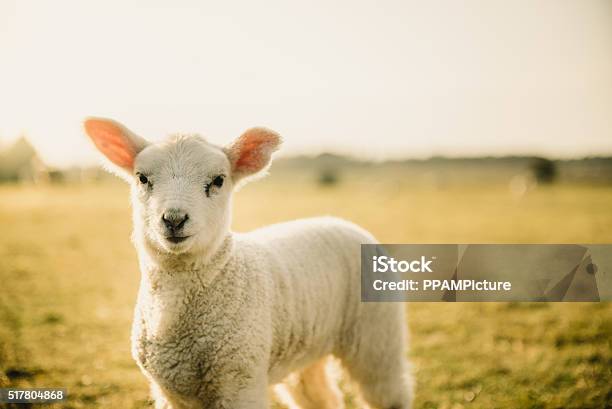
[{"left": 1, "top": 0, "right": 611, "bottom": 167}]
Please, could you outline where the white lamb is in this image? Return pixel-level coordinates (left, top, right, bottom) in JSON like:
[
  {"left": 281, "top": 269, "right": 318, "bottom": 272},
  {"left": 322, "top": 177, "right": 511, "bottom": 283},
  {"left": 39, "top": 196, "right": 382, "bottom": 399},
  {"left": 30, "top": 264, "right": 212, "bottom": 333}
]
[{"left": 84, "top": 118, "right": 413, "bottom": 409}]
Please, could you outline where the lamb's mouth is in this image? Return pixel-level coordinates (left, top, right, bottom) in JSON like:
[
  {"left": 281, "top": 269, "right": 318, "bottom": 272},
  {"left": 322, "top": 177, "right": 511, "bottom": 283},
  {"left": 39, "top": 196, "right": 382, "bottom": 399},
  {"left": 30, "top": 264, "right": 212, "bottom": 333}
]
[{"left": 166, "top": 236, "right": 191, "bottom": 244}]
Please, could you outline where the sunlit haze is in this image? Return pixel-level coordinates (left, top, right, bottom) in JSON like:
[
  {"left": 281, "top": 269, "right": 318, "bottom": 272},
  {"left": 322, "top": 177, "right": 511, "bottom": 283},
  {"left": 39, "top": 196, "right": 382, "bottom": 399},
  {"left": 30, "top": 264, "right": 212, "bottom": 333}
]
[{"left": 1, "top": 0, "right": 611, "bottom": 167}]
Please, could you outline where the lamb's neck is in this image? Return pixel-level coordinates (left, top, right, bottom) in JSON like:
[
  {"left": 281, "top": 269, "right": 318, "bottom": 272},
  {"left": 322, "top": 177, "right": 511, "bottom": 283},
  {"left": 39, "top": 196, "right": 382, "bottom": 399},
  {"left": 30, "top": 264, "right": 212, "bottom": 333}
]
[{"left": 133, "top": 234, "right": 235, "bottom": 338}]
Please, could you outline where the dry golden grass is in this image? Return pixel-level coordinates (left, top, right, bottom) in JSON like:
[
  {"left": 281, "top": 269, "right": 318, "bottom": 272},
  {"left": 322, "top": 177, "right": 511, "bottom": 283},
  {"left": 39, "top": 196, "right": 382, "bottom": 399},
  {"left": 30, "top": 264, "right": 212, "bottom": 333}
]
[{"left": 0, "top": 178, "right": 610, "bottom": 408}]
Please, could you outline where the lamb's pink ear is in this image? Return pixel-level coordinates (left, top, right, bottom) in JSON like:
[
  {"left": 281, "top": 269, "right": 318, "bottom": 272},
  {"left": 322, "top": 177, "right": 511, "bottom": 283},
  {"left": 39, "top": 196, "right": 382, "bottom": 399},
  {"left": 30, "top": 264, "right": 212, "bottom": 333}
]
[
  {"left": 225, "top": 127, "right": 282, "bottom": 183},
  {"left": 83, "top": 117, "right": 148, "bottom": 175}
]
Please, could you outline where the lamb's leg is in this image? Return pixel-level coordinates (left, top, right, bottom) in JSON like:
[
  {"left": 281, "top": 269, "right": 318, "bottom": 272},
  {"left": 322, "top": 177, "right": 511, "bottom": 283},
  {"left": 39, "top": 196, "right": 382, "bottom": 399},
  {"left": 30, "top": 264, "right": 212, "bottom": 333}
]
[
  {"left": 150, "top": 382, "right": 172, "bottom": 409},
  {"left": 154, "top": 379, "right": 267, "bottom": 409},
  {"left": 341, "top": 304, "right": 413, "bottom": 409},
  {"left": 287, "top": 357, "right": 344, "bottom": 409},
  {"left": 228, "top": 375, "right": 270, "bottom": 409},
  {"left": 149, "top": 382, "right": 198, "bottom": 409}
]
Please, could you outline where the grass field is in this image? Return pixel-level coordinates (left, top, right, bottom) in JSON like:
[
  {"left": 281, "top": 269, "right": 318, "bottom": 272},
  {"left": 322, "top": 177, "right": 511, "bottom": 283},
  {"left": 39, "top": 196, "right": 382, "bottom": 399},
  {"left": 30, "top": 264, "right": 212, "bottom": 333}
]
[{"left": 0, "top": 179, "right": 611, "bottom": 408}]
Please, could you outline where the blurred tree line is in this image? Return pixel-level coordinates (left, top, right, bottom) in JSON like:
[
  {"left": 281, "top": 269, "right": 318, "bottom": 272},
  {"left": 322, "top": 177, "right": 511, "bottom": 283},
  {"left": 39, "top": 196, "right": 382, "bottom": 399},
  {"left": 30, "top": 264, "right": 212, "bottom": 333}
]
[{"left": 0, "top": 137, "right": 611, "bottom": 186}]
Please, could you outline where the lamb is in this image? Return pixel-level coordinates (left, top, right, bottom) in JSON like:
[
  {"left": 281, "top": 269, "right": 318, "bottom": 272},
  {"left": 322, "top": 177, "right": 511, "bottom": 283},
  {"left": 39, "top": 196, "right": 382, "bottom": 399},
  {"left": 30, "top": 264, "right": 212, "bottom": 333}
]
[{"left": 84, "top": 117, "right": 413, "bottom": 409}]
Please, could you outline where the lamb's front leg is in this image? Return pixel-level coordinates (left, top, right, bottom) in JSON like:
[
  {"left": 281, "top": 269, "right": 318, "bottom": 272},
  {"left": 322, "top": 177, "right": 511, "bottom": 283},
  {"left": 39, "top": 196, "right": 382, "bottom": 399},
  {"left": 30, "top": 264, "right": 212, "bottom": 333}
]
[
  {"left": 230, "top": 381, "right": 270, "bottom": 409},
  {"left": 149, "top": 380, "right": 205, "bottom": 409},
  {"left": 194, "top": 372, "right": 270, "bottom": 409},
  {"left": 150, "top": 382, "right": 172, "bottom": 409},
  {"left": 151, "top": 382, "right": 269, "bottom": 409}
]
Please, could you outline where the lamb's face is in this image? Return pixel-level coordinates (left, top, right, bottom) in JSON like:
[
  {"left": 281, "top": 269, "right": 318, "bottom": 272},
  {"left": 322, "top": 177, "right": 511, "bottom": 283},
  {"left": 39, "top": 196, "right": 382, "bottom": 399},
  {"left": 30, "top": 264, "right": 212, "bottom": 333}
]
[
  {"left": 132, "top": 136, "right": 233, "bottom": 254},
  {"left": 84, "top": 118, "right": 281, "bottom": 256}
]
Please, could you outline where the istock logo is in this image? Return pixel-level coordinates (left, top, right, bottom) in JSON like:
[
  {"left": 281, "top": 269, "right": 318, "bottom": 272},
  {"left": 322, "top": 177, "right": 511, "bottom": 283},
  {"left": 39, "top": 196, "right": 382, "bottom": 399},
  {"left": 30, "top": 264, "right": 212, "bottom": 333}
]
[{"left": 372, "top": 255, "right": 434, "bottom": 273}]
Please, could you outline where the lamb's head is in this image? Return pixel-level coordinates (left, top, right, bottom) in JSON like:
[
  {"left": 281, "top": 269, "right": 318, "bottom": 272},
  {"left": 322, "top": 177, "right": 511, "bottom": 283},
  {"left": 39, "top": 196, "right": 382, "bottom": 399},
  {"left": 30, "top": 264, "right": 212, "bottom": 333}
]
[{"left": 84, "top": 117, "right": 281, "bottom": 255}]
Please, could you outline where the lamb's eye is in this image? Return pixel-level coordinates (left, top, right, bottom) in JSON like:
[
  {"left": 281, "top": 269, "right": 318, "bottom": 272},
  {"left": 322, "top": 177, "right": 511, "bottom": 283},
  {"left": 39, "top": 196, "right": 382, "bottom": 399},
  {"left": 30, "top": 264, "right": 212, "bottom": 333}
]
[
  {"left": 138, "top": 174, "right": 148, "bottom": 184},
  {"left": 205, "top": 175, "right": 225, "bottom": 197},
  {"left": 212, "top": 175, "right": 224, "bottom": 188}
]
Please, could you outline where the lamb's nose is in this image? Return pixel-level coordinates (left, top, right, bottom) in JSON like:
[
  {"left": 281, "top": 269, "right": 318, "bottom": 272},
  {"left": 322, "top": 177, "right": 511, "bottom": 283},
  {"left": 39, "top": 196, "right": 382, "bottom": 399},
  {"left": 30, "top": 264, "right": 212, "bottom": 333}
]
[{"left": 162, "top": 210, "right": 189, "bottom": 232}]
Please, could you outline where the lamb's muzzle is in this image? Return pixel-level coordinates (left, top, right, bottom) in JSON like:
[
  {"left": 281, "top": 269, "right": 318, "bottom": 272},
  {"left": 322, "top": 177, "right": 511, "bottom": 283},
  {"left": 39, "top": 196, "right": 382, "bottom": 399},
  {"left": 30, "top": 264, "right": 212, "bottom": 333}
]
[{"left": 162, "top": 209, "right": 189, "bottom": 239}]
